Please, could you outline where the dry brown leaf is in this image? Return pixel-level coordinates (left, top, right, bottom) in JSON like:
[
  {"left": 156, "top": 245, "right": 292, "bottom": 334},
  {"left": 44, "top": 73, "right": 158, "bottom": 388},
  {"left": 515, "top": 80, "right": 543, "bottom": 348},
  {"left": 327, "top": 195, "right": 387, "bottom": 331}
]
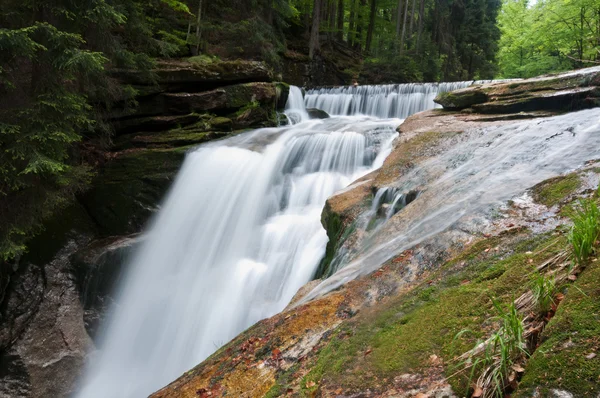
[
  {"left": 512, "top": 364, "right": 525, "bottom": 373},
  {"left": 472, "top": 386, "right": 484, "bottom": 397},
  {"left": 568, "top": 274, "right": 577, "bottom": 281},
  {"left": 306, "top": 381, "right": 316, "bottom": 388}
]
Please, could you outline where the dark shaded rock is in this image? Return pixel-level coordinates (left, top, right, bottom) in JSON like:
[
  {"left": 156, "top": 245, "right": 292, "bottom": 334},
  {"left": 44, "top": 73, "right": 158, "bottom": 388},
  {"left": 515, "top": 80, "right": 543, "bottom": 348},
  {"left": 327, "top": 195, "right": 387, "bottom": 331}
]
[
  {"left": 113, "top": 114, "right": 203, "bottom": 135},
  {"left": 111, "top": 60, "right": 274, "bottom": 89},
  {"left": 114, "top": 82, "right": 280, "bottom": 120},
  {"left": 163, "top": 90, "right": 228, "bottom": 114},
  {"left": 71, "top": 235, "right": 142, "bottom": 340},
  {"left": 276, "top": 82, "right": 290, "bottom": 109},
  {"left": 307, "top": 108, "right": 330, "bottom": 119},
  {"left": 81, "top": 147, "right": 188, "bottom": 237}
]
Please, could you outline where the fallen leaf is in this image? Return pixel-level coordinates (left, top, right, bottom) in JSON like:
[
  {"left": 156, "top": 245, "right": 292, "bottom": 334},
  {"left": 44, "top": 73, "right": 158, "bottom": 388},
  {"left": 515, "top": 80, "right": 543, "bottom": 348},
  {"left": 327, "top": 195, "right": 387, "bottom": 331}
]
[
  {"left": 415, "top": 393, "right": 429, "bottom": 398},
  {"left": 586, "top": 352, "right": 597, "bottom": 360},
  {"left": 364, "top": 349, "right": 373, "bottom": 356},
  {"left": 484, "top": 248, "right": 491, "bottom": 253},
  {"left": 306, "top": 381, "right": 316, "bottom": 388},
  {"left": 472, "top": 386, "right": 484, "bottom": 397},
  {"left": 568, "top": 274, "right": 577, "bottom": 281},
  {"left": 512, "top": 364, "right": 525, "bottom": 373}
]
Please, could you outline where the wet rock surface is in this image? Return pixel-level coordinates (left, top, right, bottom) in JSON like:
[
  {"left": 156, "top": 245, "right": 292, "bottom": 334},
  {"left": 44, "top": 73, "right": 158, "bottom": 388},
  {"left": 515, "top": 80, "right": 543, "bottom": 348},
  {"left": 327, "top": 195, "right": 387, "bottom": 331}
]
[{"left": 151, "top": 79, "right": 600, "bottom": 397}]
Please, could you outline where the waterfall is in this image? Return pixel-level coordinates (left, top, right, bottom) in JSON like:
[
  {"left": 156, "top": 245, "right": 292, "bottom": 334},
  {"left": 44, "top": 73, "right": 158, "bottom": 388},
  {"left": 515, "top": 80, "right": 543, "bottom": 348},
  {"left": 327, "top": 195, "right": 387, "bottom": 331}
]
[
  {"left": 76, "top": 88, "right": 399, "bottom": 398},
  {"left": 305, "top": 81, "right": 489, "bottom": 118}
]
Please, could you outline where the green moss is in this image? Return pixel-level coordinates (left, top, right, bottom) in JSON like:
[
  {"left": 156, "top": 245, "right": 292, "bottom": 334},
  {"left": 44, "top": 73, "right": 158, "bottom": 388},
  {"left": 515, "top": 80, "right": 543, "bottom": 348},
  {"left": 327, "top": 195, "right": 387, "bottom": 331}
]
[
  {"left": 315, "top": 203, "right": 354, "bottom": 279},
  {"left": 434, "top": 89, "right": 488, "bottom": 110},
  {"left": 532, "top": 174, "right": 581, "bottom": 207},
  {"left": 300, "top": 231, "right": 564, "bottom": 395},
  {"left": 517, "top": 263, "right": 600, "bottom": 396}
]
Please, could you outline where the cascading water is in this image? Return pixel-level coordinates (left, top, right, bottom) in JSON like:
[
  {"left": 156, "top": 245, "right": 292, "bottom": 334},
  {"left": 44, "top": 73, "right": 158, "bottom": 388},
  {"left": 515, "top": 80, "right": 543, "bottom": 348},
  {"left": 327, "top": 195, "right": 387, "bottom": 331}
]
[
  {"left": 75, "top": 87, "right": 400, "bottom": 398},
  {"left": 301, "top": 108, "right": 600, "bottom": 303},
  {"left": 305, "top": 81, "right": 492, "bottom": 118}
]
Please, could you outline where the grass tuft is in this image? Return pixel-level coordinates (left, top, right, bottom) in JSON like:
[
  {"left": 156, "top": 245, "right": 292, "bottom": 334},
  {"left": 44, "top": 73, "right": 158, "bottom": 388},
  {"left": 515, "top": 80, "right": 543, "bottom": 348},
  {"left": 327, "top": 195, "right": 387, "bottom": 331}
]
[
  {"left": 568, "top": 198, "right": 600, "bottom": 266},
  {"left": 530, "top": 273, "right": 557, "bottom": 314}
]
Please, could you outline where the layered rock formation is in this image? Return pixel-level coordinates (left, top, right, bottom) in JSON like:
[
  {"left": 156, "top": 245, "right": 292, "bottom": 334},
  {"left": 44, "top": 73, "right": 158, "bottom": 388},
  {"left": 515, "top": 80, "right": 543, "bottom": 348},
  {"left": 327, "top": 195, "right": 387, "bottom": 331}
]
[{"left": 0, "top": 59, "right": 288, "bottom": 398}]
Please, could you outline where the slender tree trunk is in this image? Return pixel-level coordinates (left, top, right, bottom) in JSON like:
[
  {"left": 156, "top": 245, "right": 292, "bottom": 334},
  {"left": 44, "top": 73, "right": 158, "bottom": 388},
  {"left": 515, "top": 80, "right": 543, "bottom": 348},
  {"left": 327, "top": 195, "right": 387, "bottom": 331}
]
[
  {"left": 355, "top": 0, "right": 367, "bottom": 51},
  {"left": 408, "top": 0, "right": 417, "bottom": 41},
  {"left": 309, "top": 0, "right": 323, "bottom": 59},
  {"left": 304, "top": 1, "right": 311, "bottom": 35},
  {"left": 337, "top": 0, "right": 344, "bottom": 41},
  {"left": 396, "top": 0, "right": 403, "bottom": 37},
  {"left": 194, "top": 0, "right": 203, "bottom": 55},
  {"left": 330, "top": 0, "right": 337, "bottom": 42},
  {"left": 399, "top": 0, "right": 409, "bottom": 54},
  {"left": 349, "top": 0, "right": 357, "bottom": 45},
  {"left": 416, "top": 0, "right": 424, "bottom": 54},
  {"left": 267, "top": 0, "right": 274, "bottom": 25},
  {"left": 366, "top": 0, "right": 377, "bottom": 52}
]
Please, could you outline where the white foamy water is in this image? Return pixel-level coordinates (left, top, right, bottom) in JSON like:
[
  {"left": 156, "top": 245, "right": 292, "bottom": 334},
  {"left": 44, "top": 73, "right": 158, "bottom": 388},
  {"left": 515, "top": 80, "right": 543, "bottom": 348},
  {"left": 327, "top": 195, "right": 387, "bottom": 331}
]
[
  {"left": 76, "top": 87, "right": 400, "bottom": 398},
  {"left": 304, "top": 82, "right": 484, "bottom": 118}
]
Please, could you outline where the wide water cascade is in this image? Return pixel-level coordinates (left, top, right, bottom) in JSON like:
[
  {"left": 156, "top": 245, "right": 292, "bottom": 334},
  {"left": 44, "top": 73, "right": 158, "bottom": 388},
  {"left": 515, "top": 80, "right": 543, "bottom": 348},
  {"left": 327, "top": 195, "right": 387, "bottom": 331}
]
[
  {"left": 76, "top": 87, "right": 401, "bottom": 398},
  {"left": 305, "top": 81, "right": 484, "bottom": 118},
  {"left": 302, "top": 108, "right": 600, "bottom": 302}
]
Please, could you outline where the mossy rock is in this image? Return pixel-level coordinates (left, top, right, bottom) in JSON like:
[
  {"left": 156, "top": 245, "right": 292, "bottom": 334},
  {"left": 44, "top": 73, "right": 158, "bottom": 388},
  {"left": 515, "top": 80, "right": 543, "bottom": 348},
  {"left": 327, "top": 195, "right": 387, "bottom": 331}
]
[
  {"left": 516, "top": 263, "right": 600, "bottom": 397},
  {"left": 531, "top": 174, "right": 581, "bottom": 207},
  {"left": 434, "top": 88, "right": 488, "bottom": 110},
  {"left": 225, "top": 82, "right": 277, "bottom": 109}
]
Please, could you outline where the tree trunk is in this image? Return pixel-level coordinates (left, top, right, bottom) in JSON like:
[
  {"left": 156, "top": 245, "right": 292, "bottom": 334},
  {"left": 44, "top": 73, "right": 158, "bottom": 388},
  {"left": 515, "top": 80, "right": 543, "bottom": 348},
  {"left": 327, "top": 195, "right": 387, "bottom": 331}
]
[
  {"left": 366, "top": 0, "right": 377, "bottom": 52},
  {"left": 337, "top": 0, "right": 344, "bottom": 41},
  {"left": 309, "top": 0, "right": 323, "bottom": 59},
  {"left": 408, "top": 0, "right": 417, "bottom": 39},
  {"left": 396, "top": 0, "right": 403, "bottom": 37},
  {"left": 194, "top": 0, "right": 203, "bottom": 55},
  {"left": 349, "top": 0, "right": 357, "bottom": 45},
  {"left": 355, "top": 0, "right": 367, "bottom": 51},
  {"left": 399, "top": 0, "right": 409, "bottom": 54},
  {"left": 416, "top": 0, "right": 424, "bottom": 54}
]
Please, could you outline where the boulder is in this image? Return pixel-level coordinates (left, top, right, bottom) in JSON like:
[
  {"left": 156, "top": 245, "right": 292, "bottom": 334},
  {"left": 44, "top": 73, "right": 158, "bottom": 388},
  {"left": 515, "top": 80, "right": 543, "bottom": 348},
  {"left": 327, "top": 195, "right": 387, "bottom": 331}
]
[
  {"left": 307, "top": 108, "right": 330, "bottom": 119},
  {"left": 434, "top": 66, "right": 600, "bottom": 113}
]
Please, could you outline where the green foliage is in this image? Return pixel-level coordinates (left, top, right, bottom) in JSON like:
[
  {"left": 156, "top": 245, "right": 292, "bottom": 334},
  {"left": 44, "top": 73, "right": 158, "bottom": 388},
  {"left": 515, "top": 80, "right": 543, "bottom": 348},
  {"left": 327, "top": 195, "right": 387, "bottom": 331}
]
[
  {"left": 0, "top": 0, "right": 195, "bottom": 260},
  {"left": 531, "top": 273, "right": 557, "bottom": 314},
  {"left": 457, "top": 299, "right": 527, "bottom": 397},
  {"left": 498, "top": 0, "right": 600, "bottom": 78},
  {"left": 568, "top": 198, "right": 600, "bottom": 266}
]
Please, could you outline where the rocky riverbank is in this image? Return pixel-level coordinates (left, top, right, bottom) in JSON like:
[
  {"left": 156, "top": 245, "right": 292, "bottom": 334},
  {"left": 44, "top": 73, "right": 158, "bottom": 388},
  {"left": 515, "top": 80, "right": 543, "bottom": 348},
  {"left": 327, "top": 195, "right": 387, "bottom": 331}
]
[{"left": 151, "top": 68, "right": 600, "bottom": 398}]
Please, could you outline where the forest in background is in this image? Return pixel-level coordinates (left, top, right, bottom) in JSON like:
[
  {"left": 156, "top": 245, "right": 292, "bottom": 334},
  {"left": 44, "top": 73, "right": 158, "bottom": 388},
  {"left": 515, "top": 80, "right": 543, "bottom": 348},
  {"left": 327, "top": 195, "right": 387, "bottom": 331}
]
[{"left": 0, "top": 0, "right": 599, "bottom": 262}]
